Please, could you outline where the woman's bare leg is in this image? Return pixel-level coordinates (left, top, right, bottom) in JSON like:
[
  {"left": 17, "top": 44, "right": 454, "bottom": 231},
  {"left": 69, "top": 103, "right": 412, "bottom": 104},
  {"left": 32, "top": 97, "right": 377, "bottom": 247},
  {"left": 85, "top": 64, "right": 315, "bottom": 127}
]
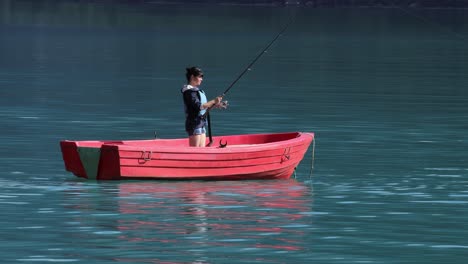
[
  {"left": 189, "top": 134, "right": 207, "bottom": 147},
  {"left": 199, "top": 133, "right": 206, "bottom": 147},
  {"left": 189, "top": 135, "right": 200, "bottom": 147}
]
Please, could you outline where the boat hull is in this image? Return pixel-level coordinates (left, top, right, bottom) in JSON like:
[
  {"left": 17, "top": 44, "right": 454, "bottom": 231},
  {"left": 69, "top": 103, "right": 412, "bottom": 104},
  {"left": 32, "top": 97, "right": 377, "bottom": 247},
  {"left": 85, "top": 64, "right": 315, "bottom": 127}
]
[{"left": 60, "top": 132, "right": 314, "bottom": 180}]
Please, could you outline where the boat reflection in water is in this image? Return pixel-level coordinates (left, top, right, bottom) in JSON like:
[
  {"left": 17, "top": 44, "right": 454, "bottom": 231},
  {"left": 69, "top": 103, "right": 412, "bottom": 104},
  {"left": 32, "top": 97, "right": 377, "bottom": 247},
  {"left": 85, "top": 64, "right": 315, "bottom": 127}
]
[{"left": 116, "top": 180, "right": 313, "bottom": 262}]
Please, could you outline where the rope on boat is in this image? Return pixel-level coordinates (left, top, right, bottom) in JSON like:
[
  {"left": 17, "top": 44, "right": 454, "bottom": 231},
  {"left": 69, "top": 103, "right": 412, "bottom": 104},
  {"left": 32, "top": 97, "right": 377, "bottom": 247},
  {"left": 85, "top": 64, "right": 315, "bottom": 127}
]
[{"left": 309, "top": 137, "right": 316, "bottom": 180}]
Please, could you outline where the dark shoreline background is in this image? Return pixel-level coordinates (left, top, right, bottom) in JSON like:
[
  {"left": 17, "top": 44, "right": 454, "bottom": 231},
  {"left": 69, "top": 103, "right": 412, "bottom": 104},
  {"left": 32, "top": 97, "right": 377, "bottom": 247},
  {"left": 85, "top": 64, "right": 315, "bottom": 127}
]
[
  {"left": 143, "top": 0, "right": 468, "bottom": 9},
  {"left": 2, "top": 0, "right": 468, "bottom": 9}
]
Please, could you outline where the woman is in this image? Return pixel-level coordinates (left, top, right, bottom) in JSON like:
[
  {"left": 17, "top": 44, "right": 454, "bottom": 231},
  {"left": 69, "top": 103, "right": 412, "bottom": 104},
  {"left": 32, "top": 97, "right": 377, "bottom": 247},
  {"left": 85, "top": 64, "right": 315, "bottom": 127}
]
[{"left": 181, "top": 66, "right": 227, "bottom": 147}]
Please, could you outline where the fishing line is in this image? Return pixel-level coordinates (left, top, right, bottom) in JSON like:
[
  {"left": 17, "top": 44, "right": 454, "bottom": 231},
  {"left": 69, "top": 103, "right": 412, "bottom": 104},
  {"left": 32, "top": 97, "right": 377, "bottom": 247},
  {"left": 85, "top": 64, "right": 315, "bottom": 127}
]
[{"left": 383, "top": 0, "right": 467, "bottom": 41}]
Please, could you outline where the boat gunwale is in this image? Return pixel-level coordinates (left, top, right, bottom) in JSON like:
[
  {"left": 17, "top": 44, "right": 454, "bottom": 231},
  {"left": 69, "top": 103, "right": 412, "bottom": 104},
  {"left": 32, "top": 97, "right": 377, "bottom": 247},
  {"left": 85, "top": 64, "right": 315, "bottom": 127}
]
[{"left": 102, "top": 132, "right": 314, "bottom": 154}]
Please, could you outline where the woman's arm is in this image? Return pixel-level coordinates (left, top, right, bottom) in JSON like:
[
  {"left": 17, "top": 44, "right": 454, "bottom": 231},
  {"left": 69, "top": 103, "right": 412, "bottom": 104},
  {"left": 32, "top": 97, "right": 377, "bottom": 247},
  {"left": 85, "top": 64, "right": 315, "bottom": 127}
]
[{"left": 201, "top": 96, "right": 223, "bottom": 109}]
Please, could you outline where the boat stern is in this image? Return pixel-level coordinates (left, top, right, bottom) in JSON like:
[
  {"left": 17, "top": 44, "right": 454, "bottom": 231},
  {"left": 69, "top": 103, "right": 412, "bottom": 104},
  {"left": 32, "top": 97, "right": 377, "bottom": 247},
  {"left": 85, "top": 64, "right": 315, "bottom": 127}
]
[
  {"left": 98, "top": 144, "right": 122, "bottom": 180},
  {"left": 60, "top": 141, "right": 88, "bottom": 179},
  {"left": 60, "top": 140, "right": 108, "bottom": 180}
]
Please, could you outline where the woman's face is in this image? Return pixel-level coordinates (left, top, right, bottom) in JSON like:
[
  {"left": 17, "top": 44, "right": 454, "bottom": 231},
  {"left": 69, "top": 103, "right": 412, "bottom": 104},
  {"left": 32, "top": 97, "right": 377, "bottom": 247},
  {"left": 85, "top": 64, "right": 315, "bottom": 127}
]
[{"left": 190, "top": 74, "right": 203, "bottom": 86}]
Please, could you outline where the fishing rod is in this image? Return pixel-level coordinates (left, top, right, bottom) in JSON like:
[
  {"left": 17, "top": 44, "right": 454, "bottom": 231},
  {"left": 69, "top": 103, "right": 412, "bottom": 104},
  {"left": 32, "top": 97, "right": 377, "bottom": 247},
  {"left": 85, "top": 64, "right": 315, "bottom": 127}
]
[
  {"left": 222, "top": 17, "right": 295, "bottom": 97},
  {"left": 205, "top": 16, "right": 295, "bottom": 117},
  {"left": 205, "top": 16, "right": 295, "bottom": 146}
]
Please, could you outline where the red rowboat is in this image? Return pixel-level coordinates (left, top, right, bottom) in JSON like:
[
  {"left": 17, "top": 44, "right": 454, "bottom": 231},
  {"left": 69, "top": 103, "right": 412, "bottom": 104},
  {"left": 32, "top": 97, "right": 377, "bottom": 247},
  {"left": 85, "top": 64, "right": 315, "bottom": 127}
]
[{"left": 60, "top": 132, "right": 314, "bottom": 180}]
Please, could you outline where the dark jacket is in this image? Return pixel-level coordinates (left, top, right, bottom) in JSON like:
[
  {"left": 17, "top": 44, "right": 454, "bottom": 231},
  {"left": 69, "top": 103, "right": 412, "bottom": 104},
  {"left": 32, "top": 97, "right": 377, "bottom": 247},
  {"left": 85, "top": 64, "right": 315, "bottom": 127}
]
[{"left": 181, "top": 85, "right": 207, "bottom": 132}]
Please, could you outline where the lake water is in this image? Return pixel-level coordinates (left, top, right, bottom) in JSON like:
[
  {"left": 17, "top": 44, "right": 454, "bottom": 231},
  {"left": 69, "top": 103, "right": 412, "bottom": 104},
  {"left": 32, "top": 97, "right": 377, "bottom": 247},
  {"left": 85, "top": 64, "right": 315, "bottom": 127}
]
[{"left": 1, "top": 1, "right": 468, "bottom": 263}]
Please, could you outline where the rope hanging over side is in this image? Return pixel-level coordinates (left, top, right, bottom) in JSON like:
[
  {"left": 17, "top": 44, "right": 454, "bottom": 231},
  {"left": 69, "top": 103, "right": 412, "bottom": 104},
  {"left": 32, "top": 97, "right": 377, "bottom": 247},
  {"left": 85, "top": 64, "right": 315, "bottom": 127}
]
[{"left": 309, "top": 137, "right": 316, "bottom": 180}]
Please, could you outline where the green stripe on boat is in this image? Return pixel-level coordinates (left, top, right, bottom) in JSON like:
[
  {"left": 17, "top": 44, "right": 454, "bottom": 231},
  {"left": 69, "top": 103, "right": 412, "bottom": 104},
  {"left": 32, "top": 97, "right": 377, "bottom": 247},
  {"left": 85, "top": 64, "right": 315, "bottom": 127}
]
[{"left": 78, "top": 147, "right": 101, "bottom": 180}]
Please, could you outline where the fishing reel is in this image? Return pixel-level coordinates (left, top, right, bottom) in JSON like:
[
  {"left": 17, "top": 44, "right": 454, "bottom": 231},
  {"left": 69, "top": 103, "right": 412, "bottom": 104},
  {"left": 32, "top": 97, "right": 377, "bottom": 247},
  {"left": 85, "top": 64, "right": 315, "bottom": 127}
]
[{"left": 217, "top": 100, "right": 229, "bottom": 109}]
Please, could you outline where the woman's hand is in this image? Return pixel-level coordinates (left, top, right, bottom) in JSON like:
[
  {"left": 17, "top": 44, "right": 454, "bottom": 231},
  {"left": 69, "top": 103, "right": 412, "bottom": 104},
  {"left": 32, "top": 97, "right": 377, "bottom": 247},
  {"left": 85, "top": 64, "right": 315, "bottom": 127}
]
[
  {"left": 210, "top": 96, "right": 223, "bottom": 108},
  {"left": 203, "top": 96, "right": 228, "bottom": 110},
  {"left": 213, "top": 96, "right": 228, "bottom": 109},
  {"left": 213, "top": 96, "right": 223, "bottom": 105},
  {"left": 203, "top": 96, "right": 224, "bottom": 109}
]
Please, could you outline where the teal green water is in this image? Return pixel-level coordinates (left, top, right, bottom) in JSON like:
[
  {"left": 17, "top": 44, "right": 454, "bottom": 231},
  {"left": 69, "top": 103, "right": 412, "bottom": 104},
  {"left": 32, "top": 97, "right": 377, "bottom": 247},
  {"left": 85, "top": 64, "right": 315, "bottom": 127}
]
[{"left": 1, "top": 1, "right": 468, "bottom": 263}]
